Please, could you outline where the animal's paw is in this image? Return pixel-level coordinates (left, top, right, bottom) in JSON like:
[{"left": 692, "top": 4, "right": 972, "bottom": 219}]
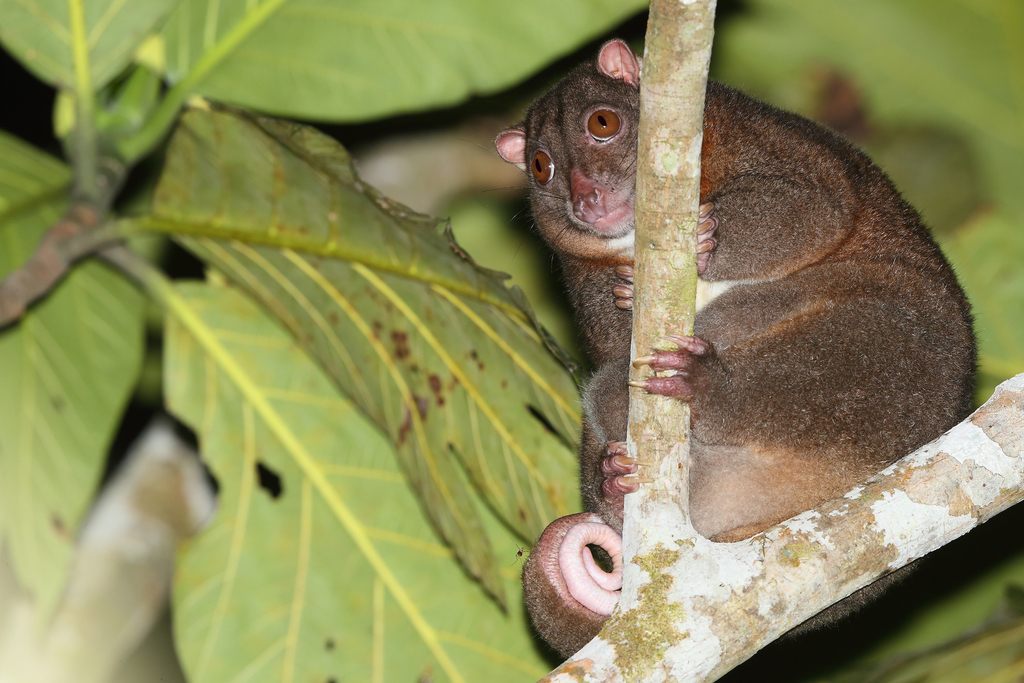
[
  {"left": 630, "top": 334, "right": 713, "bottom": 401},
  {"left": 697, "top": 202, "right": 718, "bottom": 276},
  {"left": 613, "top": 265, "right": 633, "bottom": 311},
  {"left": 599, "top": 441, "right": 651, "bottom": 515}
]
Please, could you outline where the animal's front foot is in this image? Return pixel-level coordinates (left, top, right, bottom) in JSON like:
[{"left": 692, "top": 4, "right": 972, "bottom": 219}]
[
  {"left": 599, "top": 441, "right": 652, "bottom": 515},
  {"left": 613, "top": 265, "right": 633, "bottom": 310},
  {"left": 697, "top": 202, "right": 718, "bottom": 276}
]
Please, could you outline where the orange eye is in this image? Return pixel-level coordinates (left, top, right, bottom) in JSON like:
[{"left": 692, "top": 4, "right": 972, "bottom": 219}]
[
  {"left": 588, "top": 110, "right": 621, "bottom": 141},
  {"left": 531, "top": 151, "right": 554, "bottom": 184}
]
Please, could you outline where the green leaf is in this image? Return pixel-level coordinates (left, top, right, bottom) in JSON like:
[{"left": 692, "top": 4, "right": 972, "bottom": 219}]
[
  {"left": 166, "top": 281, "right": 551, "bottom": 683},
  {"left": 141, "top": 108, "right": 580, "bottom": 603},
  {"left": 0, "top": 131, "right": 144, "bottom": 619},
  {"left": 939, "top": 211, "right": 1024, "bottom": 403},
  {"left": 714, "top": 0, "right": 1024, "bottom": 219},
  {"left": 0, "top": 132, "right": 71, "bottom": 218},
  {"left": 826, "top": 615, "right": 1024, "bottom": 683},
  {"left": 0, "top": 0, "right": 177, "bottom": 90},
  {"left": 854, "top": 553, "right": 1024, "bottom": 668},
  {"left": 158, "top": 0, "right": 646, "bottom": 121}
]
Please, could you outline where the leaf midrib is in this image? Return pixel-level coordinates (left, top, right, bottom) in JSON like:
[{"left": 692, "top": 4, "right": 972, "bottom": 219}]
[{"left": 130, "top": 216, "right": 531, "bottom": 321}]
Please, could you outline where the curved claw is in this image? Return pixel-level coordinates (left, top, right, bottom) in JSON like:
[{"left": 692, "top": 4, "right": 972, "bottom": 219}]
[{"left": 661, "top": 334, "right": 710, "bottom": 354}]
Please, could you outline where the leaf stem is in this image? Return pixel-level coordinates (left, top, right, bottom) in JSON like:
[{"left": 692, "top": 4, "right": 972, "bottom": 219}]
[
  {"left": 117, "top": 0, "right": 291, "bottom": 162},
  {"left": 67, "top": 0, "right": 98, "bottom": 199}
]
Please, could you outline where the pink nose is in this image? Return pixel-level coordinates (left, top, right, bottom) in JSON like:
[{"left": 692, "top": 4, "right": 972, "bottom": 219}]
[
  {"left": 571, "top": 169, "right": 609, "bottom": 224},
  {"left": 574, "top": 188, "right": 607, "bottom": 223}
]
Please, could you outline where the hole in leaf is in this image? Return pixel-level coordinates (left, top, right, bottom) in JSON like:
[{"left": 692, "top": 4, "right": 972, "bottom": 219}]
[
  {"left": 526, "top": 404, "right": 558, "bottom": 436},
  {"left": 256, "top": 461, "right": 283, "bottom": 499}
]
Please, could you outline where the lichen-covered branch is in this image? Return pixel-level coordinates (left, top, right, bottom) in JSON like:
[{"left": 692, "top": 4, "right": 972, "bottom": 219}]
[
  {"left": 551, "top": 0, "right": 718, "bottom": 678},
  {"left": 544, "top": 373, "right": 1024, "bottom": 681}
]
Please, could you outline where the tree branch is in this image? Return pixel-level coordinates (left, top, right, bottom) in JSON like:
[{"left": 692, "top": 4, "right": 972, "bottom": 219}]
[
  {"left": 543, "top": 372, "right": 1024, "bottom": 681},
  {"left": 0, "top": 158, "right": 127, "bottom": 329}
]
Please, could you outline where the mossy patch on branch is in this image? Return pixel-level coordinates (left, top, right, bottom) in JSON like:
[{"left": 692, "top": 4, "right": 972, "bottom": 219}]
[{"left": 604, "top": 543, "right": 686, "bottom": 681}]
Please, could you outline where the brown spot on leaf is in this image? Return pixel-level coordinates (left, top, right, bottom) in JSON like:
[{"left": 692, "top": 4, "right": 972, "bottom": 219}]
[
  {"left": 51, "top": 514, "right": 68, "bottom": 539},
  {"left": 327, "top": 311, "right": 339, "bottom": 325},
  {"left": 428, "top": 374, "right": 445, "bottom": 406},
  {"left": 392, "top": 331, "right": 410, "bottom": 359},
  {"left": 414, "top": 394, "right": 429, "bottom": 420},
  {"left": 398, "top": 406, "right": 412, "bottom": 446},
  {"left": 371, "top": 320, "right": 383, "bottom": 339}
]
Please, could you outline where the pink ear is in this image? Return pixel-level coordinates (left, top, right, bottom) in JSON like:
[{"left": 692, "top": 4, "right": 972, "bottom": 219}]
[
  {"left": 495, "top": 127, "right": 527, "bottom": 168},
  {"left": 597, "top": 39, "right": 641, "bottom": 87}
]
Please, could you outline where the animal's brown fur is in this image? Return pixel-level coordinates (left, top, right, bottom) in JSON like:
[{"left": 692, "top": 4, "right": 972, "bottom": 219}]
[{"left": 496, "top": 39, "right": 976, "bottom": 658}]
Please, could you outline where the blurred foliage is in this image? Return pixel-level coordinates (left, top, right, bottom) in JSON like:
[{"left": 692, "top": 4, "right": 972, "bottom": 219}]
[
  {"left": 0, "top": 0, "right": 641, "bottom": 679},
  {"left": 0, "top": 133, "right": 145, "bottom": 623},
  {"left": 821, "top": 586, "right": 1024, "bottom": 683}
]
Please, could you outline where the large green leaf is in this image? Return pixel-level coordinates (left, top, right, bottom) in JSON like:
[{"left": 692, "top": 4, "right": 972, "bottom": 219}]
[
  {"left": 166, "top": 281, "right": 551, "bottom": 683},
  {"left": 714, "top": 0, "right": 1024, "bottom": 219},
  {"left": 0, "top": 131, "right": 145, "bottom": 619},
  {"left": 141, "top": 108, "right": 580, "bottom": 603},
  {"left": 0, "top": 0, "right": 177, "bottom": 90},
  {"left": 158, "top": 0, "right": 646, "bottom": 121}
]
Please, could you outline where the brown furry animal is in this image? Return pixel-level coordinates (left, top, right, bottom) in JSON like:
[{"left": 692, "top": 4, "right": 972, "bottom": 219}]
[{"left": 496, "top": 39, "right": 975, "bottom": 658}]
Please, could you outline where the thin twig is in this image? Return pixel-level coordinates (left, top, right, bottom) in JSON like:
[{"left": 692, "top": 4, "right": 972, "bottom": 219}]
[{"left": 0, "top": 156, "right": 128, "bottom": 329}]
